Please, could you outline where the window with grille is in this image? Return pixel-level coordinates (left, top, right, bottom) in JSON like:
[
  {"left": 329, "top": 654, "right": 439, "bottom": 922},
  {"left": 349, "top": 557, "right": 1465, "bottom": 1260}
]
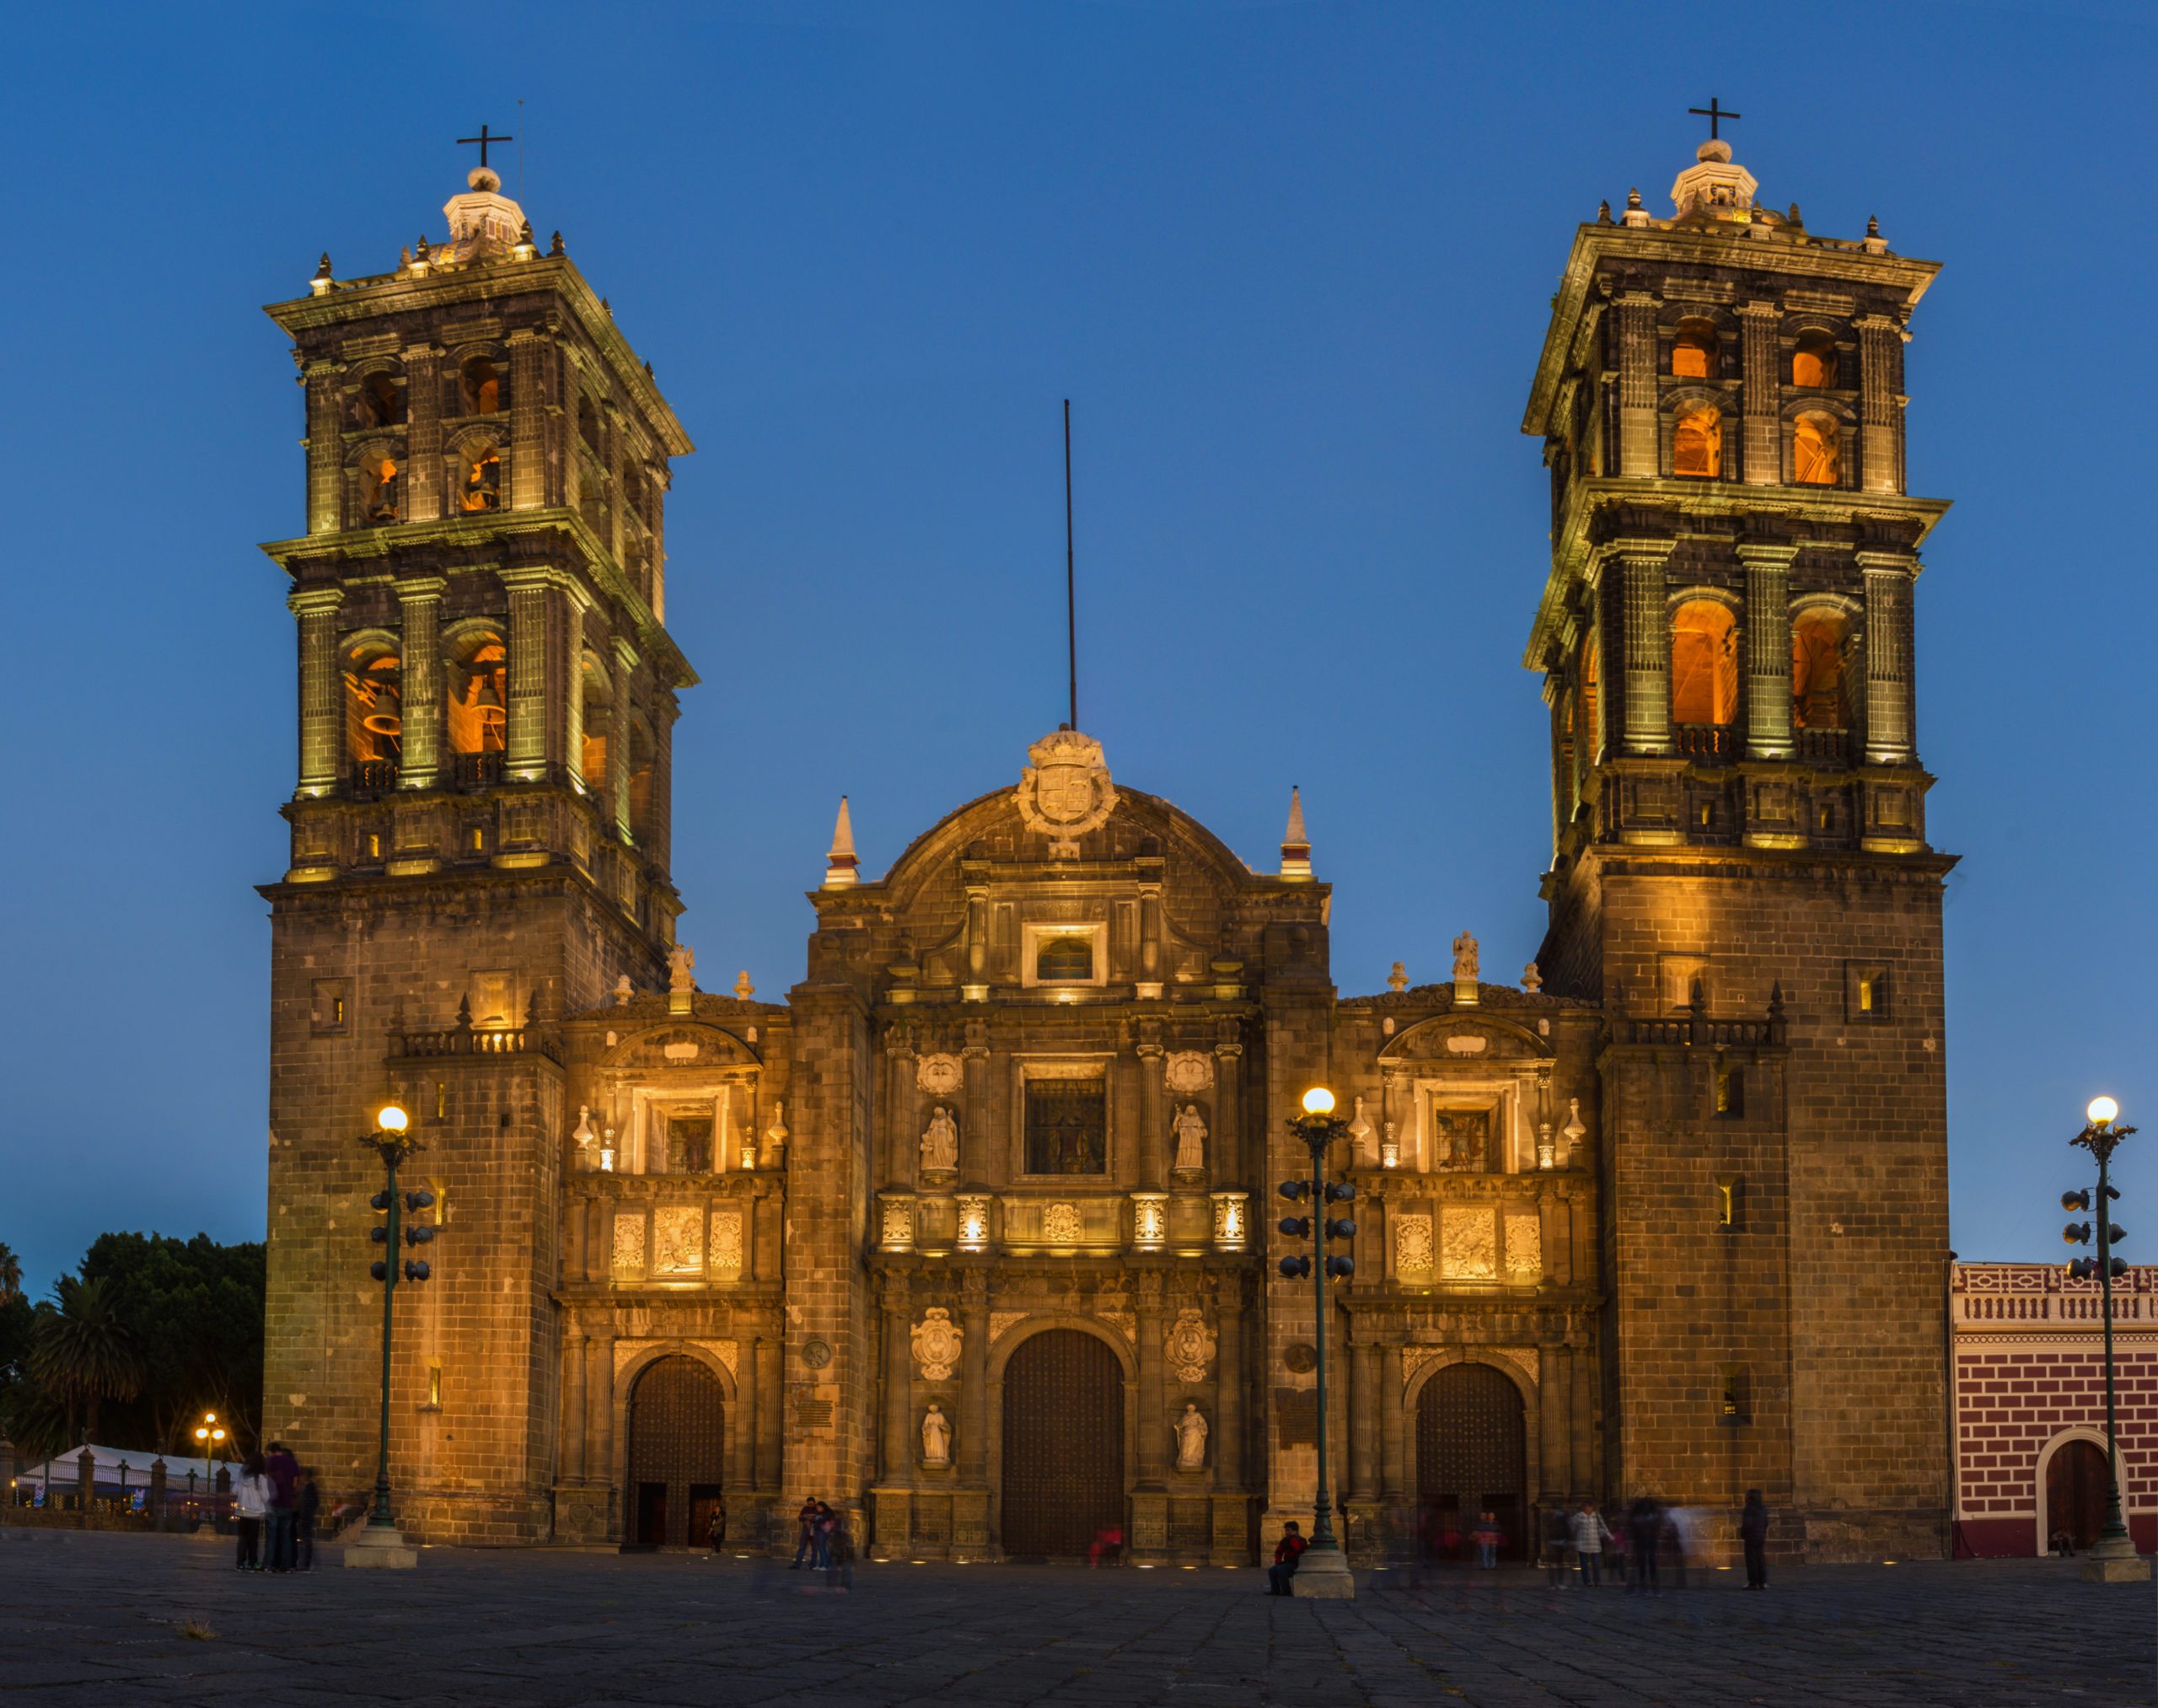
[
  {"left": 1025, "top": 1081, "right": 1106, "bottom": 1175},
  {"left": 1035, "top": 937, "right": 1093, "bottom": 981}
]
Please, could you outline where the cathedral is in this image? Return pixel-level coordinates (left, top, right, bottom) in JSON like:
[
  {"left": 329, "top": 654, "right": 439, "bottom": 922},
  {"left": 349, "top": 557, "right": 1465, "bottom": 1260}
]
[{"left": 258, "top": 135, "right": 1953, "bottom": 1567}]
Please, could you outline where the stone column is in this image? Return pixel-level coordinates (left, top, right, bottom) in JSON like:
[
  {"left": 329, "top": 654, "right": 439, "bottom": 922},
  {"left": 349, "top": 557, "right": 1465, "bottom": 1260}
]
[
  {"left": 888, "top": 1029, "right": 918, "bottom": 1190},
  {"left": 1616, "top": 293, "right": 1660, "bottom": 478},
  {"left": 881, "top": 1276, "right": 913, "bottom": 1485},
  {"left": 1738, "top": 302, "right": 1780, "bottom": 486},
  {"left": 1379, "top": 1345, "right": 1406, "bottom": 1501},
  {"left": 395, "top": 577, "right": 447, "bottom": 789},
  {"left": 291, "top": 586, "right": 344, "bottom": 799},
  {"left": 1135, "top": 1273, "right": 1168, "bottom": 1489},
  {"left": 610, "top": 636, "right": 638, "bottom": 842},
  {"left": 958, "top": 1272, "right": 990, "bottom": 1485},
  {"left": 960, "top": 1026, "right": 990, "bottom": 1184},
  {"left": 499, "top": 567, "right": 552, "bottom": 783},
  {"left": 1213, "top": 1018, "right": 1243, "bottom": 1187},
  {"left": 507, "top": 327, "right": 548, "bottom": 510},
  {"left": 1856, "top": 315, "right": 1904, "bottom": 495},
  {"left": 734, "top": 1332, "right": 759, "bottom": 1493},
  {"left": 304, "top": 361, "right": 344, "bottom": 534},
  {"left": 1538, "top": 1342, "right": 1566, "bottom": 1504},
  {"left": 1212, "top": 1275, "right": 1243, "bottom": 1490},
  {"left": 1135, "top": 1024, "right": 1166, "bottom": 1188},
  {"left": 1859, "top": 552, "right": 1914, "bottom": 765},
  {"left": 563, "top": 1328, "right": 588, "bottom": 1482},
  {"left": 1617, "top": 544, "right": 1672, "bottom": 755},
  {"left": 757, "top": 1335, "right": 781, "bottom": 1496},
  {"left": 1348, "top": 1340, "right": 1377, "bottom": 1501},
  {"left": 1738, "top": 544, "right": 1796, "bottom": 760},
  {"left": 1138, "top": 882, "right": 1162, "bottom": 991},
  {"left": 563, "top": 587, "right": 591, "bottom": 792},
  {"left": 405, "top": 342, "right": 443, "bottom": 522},
  {"left": 588, "top": 1331, "right": 615, "bottom": 1517}
]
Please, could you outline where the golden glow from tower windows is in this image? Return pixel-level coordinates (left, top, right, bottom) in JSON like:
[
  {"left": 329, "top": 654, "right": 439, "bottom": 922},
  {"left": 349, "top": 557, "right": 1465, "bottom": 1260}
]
[
  {"left": 1671, "top": 601, "right": 1738, "bottom": 726},
  {"left": 1672, "top": 319, "right": 1718, "bottom": 379},
  {"left": 1791, "top": 612, "right": 1849, "bottom": 730},
  {"left": 1791, "top": 330, "right": 1838, "bottom": 388},
  {"left": 1794, "top": 416, "right": 1840, "bottom": 486},
  {"left": 1673, "top": 410, "right": 1721, "bottom": 478}
]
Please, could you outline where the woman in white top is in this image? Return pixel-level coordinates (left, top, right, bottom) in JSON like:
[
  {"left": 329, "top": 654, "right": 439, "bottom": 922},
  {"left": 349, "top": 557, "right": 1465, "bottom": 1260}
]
[{"left": 234, "top": 1453, "right": 273, "bottom": 1571}]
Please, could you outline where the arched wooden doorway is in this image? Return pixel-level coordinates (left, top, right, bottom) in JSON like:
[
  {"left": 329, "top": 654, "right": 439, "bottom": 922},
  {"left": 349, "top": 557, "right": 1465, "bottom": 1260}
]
[
  {"left": 2047, "top": 1440, "right": 2109, "bottom": 1552},
  {"left": 625, "top": 1356, "right": 727, "bottom": 1548},
  {"left": 1416, "top": 1362, "right": 1527, "bottom": 1562},
  {"left": 1001, "top": 1329, "right": 1124, "bottom": 1559}
]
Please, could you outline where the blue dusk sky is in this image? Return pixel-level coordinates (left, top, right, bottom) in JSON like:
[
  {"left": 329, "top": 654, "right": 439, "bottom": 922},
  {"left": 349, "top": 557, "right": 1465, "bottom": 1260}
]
[{"left": 0, "top": 0, "right": 2150, "bottom": 1295}]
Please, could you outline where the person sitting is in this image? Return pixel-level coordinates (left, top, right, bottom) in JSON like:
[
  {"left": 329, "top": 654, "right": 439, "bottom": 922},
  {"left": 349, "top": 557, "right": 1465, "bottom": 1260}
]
[{"left": 1266, "top": 1521, "right": 1307, "bottom": 1595}]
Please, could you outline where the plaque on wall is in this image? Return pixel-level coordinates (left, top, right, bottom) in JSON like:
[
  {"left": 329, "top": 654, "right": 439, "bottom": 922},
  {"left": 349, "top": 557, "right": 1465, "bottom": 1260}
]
[
  {"left": 1274, "top": 1387, "right": 1319, "bottom": 1448},
  {"left": 1283, "top": 1342, "right": 1318, "bottom": 1374},
  {"left": 800, "top": 1339, "right": 833, "bottom": 1369}
]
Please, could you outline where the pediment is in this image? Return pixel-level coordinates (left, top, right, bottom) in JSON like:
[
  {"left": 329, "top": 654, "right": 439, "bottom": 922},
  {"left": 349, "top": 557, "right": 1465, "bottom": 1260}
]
[
  {"left": 1380, "top": 1013, "right": 1549, "bottom": 1063},
  {"left": 602, "top": 1023, "right": 760, "bottom": 1072}
]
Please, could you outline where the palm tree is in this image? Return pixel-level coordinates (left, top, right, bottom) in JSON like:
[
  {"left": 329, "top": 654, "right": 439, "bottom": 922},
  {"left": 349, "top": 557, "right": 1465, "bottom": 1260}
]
[
  {"left": 0, "top": 1243, "right": 20, "bottom": 1301},
  {"left": 29, "top": 1276, "right": 145, "bottom": 1445}
]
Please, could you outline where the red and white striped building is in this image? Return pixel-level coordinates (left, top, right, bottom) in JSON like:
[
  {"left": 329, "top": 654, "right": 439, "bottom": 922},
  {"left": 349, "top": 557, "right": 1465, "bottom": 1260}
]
[{"left": 1952, "top": 1263, "right": 2158, "bottom": 1556}]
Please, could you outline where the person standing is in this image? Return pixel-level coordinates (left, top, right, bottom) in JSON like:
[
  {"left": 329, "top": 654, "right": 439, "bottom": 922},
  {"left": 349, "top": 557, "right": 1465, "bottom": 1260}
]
[
  {"left": 790, "top": 1496, "right": 820, "bottom": 1569},
  {"left": 812, "top": 1501, "right": 835, "bottom": 1571},
  {"left": 1739, "top": 1490, "right": 1770, "bottom": 1590},
  {"left": 1265, "top": 1521, "right": 1307, "bottom": 1595},
  {"left": 1568, "top": 1501, "right": 1610, "bottom": 1587},
  {"left": 263, "top": 1441, "right": 299, "bottom": 1572},
  {"left": 1625, "top": 1498, "right": 1661, "bottom": 1593},
  {"left": 293, "top": 1469, "right": 319, "bottom": 1571},
  {"left": 1543, "top": 1506, "right": 1573, "bottom": 1587},
  {"left": 824, "top": 1509, "right": 855, "bottom": 1592},
  {"left": 707, "top": 1500, "right": 727, "bottom": 1553},
  {"left": 1473, "top": 1510, "right": 1500, "bottom": 1569},
  {"left": 233, "top": 1454, "right": 271, "bottom": 1571}
]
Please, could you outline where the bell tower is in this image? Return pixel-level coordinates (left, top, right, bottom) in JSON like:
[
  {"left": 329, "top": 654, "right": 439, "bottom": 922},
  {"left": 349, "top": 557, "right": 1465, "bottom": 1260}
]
[
  {"left": 257, "top": 158, "right": 696, "bottom": 1542},
  {"left": 1522, "top": 137, "right": 1956, "bottom": 1558}
]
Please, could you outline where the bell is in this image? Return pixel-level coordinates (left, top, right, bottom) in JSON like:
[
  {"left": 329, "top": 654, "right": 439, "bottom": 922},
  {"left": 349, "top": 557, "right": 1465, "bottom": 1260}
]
[
  {"left": 474, "top": 675, "right": 503, "bottom": 712},
  {"left": 363, "top": 712, "right": 403, "bottom": 738}
]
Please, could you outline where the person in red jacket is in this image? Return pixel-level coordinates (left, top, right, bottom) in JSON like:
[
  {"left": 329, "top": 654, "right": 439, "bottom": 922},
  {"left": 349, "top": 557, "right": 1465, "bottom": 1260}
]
[{"left": 1266, "top": 1522, "right": 1307, "bottom": 1595}]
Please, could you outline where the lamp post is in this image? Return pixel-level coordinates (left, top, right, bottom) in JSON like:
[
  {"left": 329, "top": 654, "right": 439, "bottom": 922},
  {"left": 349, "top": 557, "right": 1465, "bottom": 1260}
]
[
  {"left": 193, "top": 1415, "right": 225, "bottom": 1524},
  {"left": 2061, "top": 1096, "right": 2149, "bottom": 1581},
  {"left": 350, "top": 1104, "right": 426, "bottom": 1569},
  {"left": 1279, "top": 1086, "right": 1357, "bottom": 1598}
]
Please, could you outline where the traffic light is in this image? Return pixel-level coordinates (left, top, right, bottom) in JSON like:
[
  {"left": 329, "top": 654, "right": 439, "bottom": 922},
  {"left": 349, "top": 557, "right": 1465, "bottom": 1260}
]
[
  {"left": 2064, "top": 1190, "right": 2091, "bottom": 1213},
  {"left": 1279, "top": 1214, "right": 1312, "bottom": 1238},
  {"left": 1278, "top": 1181, "right": 1309, "bottom": 1202},
  {"left": 1279, "top": 1175, "right": 1353, "bottom": 1280},
  {"left": 2069, "top": 1258, "right": 2099, "bottom": 1281},
  {"left": 2111, "top": 1256, "right": 2130, "bottom": 1279},
  {"left": 2107, "top": 1223, "right": 2128, "bottom": 1246},
  {"left": 405, "top": 1190, "right": 436, "bottom": 1214},
  {"left": 369, "top": 1260, "right": 389, "bottom": 1282},
  {"left": 2064, "top": 1221, "right": 2091, "bottom": 1246},
  {"left": 403, "top": 1260, "right": 431, "bottom": 1281},
  {"left": 1279, "top": 1254, "right": 1312, "bottom": 1279}
]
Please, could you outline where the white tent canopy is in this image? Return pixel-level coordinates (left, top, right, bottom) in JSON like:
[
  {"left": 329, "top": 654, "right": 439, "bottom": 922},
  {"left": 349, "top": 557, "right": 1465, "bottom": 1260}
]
[{"left": 10, "top": 1445, "right": 228, "bottom": 1492}]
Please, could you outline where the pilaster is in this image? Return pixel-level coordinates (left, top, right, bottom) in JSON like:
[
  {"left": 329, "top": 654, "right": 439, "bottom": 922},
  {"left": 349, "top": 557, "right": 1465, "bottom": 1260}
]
[
  {"left": 395, "top": 577, "right": 448, "bottom": 789},
  {"left": 1738, "top": 302, "right": 1780, "bottom": 485},
  {"left": 1737, "top": 544, "right": 1797, "bottom": 761},
  {"left": 405, "top": 342, "right": 443, "bottom": 522},
  {"left": 290, "top": 585, "right": 344, "bottom": 798},
  {"left": 1616, "top": 293, "right": 1660, "bottom": 477}
]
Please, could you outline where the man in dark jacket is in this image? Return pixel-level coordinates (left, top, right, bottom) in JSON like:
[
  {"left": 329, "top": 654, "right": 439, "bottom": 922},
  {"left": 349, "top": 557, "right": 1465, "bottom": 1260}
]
[
  {"left": 294, "top": 1469, "right": 320, "bottom": 1571},
  {"left": 1266, "top": 1522, "right": 1307, "bottom": 1595},
  {"left": 1739, "top": 1490, "right": 1770, "bottom": 1589},
  {"left": 263, "top": 1442, "right": 300, "bottom": 1572}
]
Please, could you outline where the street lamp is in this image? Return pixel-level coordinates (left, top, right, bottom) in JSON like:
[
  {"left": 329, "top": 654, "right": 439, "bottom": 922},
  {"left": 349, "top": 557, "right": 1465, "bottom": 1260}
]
[
  {"left": 2061, "top": 1095, "right": 2148, "bottom": 1581},
  {"left": 1278, "top": 1084, "right": 1356, "bottom": 1598},
  {"left": 357, "top": 1102, "right": 433, "bottom": 1560},
  {"left": 193, "top": 1413, "right": 226, "bottom": 1519}
]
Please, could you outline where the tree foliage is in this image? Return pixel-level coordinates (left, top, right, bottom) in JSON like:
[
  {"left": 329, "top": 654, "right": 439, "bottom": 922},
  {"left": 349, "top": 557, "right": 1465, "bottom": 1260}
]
[{"left": 27, "top": 1276, "right": 146, "bottom": 1447}]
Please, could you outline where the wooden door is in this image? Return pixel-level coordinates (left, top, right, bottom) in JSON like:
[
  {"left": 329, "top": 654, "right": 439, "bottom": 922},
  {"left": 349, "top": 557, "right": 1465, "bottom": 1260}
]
[
  {"left": 1416, "top": 1362, "right": 1527, "bottom": 1561},
  {"left": 2047, "top": 1440, "right": 2109, "bottom": 1551},
  {"left": 625, "top": 1356, "right": 727, "bottom": 1546},
  {"left": 1001, "top": 1329, "right": 1125, "bottom": 1558}
]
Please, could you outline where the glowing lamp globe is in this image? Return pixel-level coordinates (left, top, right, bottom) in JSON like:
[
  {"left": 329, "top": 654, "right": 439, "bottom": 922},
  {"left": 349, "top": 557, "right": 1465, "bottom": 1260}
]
[
  {"left": 2088, "top": 1096, "right": 2120, "bottom": 1126},
  {"left": 1302, "top": 1087, "right": 1336, "bottom": 1116},
  {"left": 378, "top": 1104, "right": 410, "bottom": 1134}
]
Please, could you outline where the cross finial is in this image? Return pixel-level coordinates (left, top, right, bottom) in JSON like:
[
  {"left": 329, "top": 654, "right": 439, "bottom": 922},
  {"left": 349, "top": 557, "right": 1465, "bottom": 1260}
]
[
  {"left": 1688, "top": 98, "right": 1741, "bottom": 141},
  {"left": 457, "top": 124, "right": 513, "bottom": 169}
]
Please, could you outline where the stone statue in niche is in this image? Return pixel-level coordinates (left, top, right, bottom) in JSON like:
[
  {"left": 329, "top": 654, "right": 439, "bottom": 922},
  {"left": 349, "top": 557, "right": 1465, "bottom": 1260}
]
[
  {"left": 668, "top": 943, "right": 696, "bottom": 994},
  {"left": 1172, "top": 1104, "right": 1207, "bottom": 1173},
  {"left": 1174, "top": 1403, "right": 1209, "bottom": 1470},
  {"left": 1347, "top": 1097, "right": 1375, "bottom": 1166},
  {"left": 1452, "top": 932, "right": 1479, "bottom": 982},
  {"left": 921, "top": 1404, "right": 952, "bottom": 1467},
  {"left": 921, "top": 1105, "right": 959, "bottom": 1173}
]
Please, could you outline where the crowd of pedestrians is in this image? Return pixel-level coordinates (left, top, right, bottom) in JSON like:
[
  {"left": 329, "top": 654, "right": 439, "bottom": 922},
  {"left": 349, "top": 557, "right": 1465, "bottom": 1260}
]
[
  {"left": 230, "top": 1442, "right": 319, "bottom": 1573},
  {"left": 788, "top": 1496, "right": 854, "bottom": 1588}
]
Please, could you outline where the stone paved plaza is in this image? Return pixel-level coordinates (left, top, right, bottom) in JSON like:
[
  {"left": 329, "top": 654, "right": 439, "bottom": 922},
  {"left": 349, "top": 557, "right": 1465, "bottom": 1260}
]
[{"left": 0, "top": 1530, "right": 2150, "bottom": 1706}]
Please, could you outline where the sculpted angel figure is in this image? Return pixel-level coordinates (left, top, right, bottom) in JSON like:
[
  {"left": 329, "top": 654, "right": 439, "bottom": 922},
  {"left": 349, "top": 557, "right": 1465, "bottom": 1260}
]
[
  {"left": 1452, "top": 931, "right": 1479, "bottom": 982},
  {"left": 668, "top": 943, "right": 696, "bottom": 994},
  {"left": 1172, "top": 1104, "right": 1207, "bottom": 1172},
  {"left": 921, "top": 1105, "right": 959, "bottom": 1172}
]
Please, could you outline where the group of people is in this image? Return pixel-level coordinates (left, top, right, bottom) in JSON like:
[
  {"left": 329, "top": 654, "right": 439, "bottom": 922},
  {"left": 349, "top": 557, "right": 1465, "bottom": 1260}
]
[
  {"left": 1554, "top": 1491, "right": 1771, "bottom": 1590},
  {"left": 230, "top": 1442, "right": 319, "bottom": 1573},
  {"left": 789, "top": 1497, "right": 855, "bottom": 1587}
]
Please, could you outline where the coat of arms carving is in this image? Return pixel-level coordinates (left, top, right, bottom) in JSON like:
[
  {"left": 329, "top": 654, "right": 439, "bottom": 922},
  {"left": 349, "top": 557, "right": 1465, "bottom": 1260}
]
[
  {"left": 910, "top": 1307, "right": 963, "bottom": 1381},
  {"left": 915, "top": 1053, "right": 963, "bottom": 1096},
  {"left": 1165, "top": 1307, "right": 1216, "bottom": 1383},
  {"left": 1163, "top": 1050, "right": 1214, "bottom": 1094},
  {"left": 1015, "top": 728, "right": 1117, "bottom": 858}
]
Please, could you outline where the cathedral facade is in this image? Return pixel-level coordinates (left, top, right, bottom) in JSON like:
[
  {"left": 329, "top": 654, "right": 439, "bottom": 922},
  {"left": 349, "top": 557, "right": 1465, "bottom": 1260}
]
[{"left": 258, "top": 139, "right": 1952, "bottom": 1566}]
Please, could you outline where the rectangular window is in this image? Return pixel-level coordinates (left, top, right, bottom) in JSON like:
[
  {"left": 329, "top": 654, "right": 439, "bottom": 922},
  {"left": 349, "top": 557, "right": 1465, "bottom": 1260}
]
[
  {"left": 1024, "top": 1081, "right": 1107, "bottom": 1175},
  {"left": 1715, "top": 1175, "right": 1739, "bottom": 1227},
  {"left": 1714, "top": 1064, "right": 1744, "bottom": 1118},
  {"left": 666, "top": 1117, "right": 712, "bottom": 1174},
  {"left": 1844, "top": 962, "right": 1892, "bottom": 1023},
  {"left": 427, "top": 1365, "right": 443, "bottom": 1407},
  {"left": 1719, "top": 1364, "right": 1751, "bottom": 1424},
  {"left": 310, "top": 979, "right": 349, "bottom": 1036}
]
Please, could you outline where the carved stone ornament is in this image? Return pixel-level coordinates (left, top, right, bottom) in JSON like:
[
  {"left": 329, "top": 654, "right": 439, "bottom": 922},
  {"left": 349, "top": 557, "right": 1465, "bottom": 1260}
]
[
  {"left": 1042, "top": 1202, "right": 1084, "bottom": 1245},
  {"left": 911, "top": 1307, "right": 964, "bottom": 1381},
  {"left": 1174, "top": 1402, "right": 1209, "bottom": 1469},
  {"left": 1165, "top": 1307, "right": 1217, "bottom": 1383},
  {"left": 1452, "top": 931, "right": 1479, "bottom": 982},
  {"left": 800, "top": 1339, "right": 833, "bottom": 1370},
  {"left": 916, "top": 1053, "right": 963, "bottom": 1096},
  {"left": 1015, "top": 728, "right": 1118, "bottom": 857},
  {"left": 921, "top": 1105, "right": 959, "bottom": 1172},
  {"left": 1163, "top": 1050, "right": 1214, "bottom": 1094}
]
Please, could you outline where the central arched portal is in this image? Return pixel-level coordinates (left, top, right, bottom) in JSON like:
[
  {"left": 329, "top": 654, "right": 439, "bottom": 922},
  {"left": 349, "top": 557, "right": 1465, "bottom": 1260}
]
[
  {"left": 625, "top": 1355, "right": 727, "bottom": 1547},
  {"left": 1416, "top": 1362, "right": 1527, "bottom": 1562},
  {"left": 1001, "top": 1329, "right": 1125, "bottom": 1559}
]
